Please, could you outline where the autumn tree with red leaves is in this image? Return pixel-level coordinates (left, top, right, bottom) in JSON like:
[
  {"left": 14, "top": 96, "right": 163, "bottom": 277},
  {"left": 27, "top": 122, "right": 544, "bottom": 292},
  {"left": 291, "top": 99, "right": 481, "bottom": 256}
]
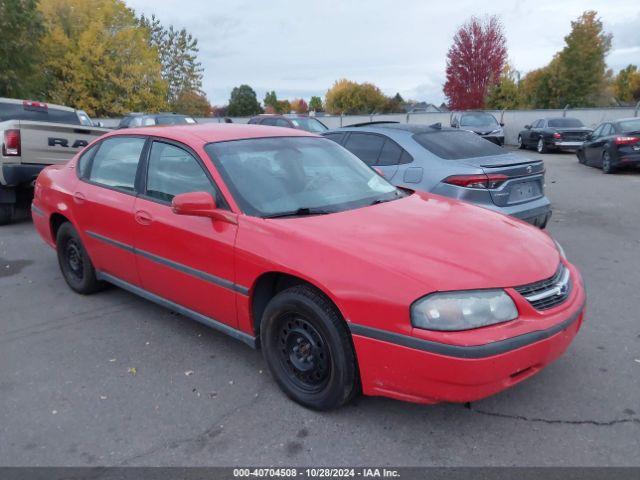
[{"left": 443, "top": 15, "right": 507, "bottom": 110}]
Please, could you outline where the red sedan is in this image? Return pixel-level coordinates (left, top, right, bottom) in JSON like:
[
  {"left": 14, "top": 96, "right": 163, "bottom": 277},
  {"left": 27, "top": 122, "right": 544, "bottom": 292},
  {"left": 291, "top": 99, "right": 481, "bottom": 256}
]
[{"left": 31, "top": 124, "right": 586, "bottom": 410}]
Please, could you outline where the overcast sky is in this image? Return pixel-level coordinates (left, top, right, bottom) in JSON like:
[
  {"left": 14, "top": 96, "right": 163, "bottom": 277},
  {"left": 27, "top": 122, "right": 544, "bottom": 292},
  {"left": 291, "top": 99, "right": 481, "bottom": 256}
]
[{"left": 127, "top": 0, "right": 640, "bottom": 106}]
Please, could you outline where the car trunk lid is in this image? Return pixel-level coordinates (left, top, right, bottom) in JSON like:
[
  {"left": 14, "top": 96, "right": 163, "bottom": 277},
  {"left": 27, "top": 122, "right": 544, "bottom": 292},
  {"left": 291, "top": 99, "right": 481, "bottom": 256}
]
[{"left": 461, "top": 152, "right": 545, "bottom": 207}]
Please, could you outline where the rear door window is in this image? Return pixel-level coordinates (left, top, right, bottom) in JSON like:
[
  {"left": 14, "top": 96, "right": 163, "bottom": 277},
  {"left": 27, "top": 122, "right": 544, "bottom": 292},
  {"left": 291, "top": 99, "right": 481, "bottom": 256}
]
[
  {"left": 343, "top": 133, "right": 385, "bottom": 166},
  {"left": 376, "top": 139, "right": 403, "bottom": 166},
  {"left": 413, "top": 130, "right": 505, "bottom": 160},
  {"left": 88, "top": 137, "right": 146, "bottom": 192}
]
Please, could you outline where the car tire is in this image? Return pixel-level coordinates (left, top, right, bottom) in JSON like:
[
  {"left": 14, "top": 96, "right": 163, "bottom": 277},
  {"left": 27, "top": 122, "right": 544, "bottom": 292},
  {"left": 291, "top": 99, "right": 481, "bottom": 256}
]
[
  {"left": 602, "top": 151, "right": 616, "bottom": 174},
  {"left": 518, "top": 135, "right": 526, "bottom": 149},
  {"left": 56, "top": 222, "right": 103, "bottom": 294},
  {"left": 260, "top": 285, "right": 358, "bottom": 410},
  {"left": 0, "top": 204, "right": 14, "bottom": 226},
  {"left": 536, "top": 137, "right": 547, "bottom": 153},
  {"left": 577, "top": 151, "right": 586, "bottom": 164}
]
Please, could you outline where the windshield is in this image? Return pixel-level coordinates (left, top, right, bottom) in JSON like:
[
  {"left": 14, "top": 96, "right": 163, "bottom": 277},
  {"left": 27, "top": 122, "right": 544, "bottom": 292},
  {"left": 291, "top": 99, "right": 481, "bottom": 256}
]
[
  {"left": 413, "top": 130, "right": 506, "bottom": 160},
  {"left": 205, "top": 137, "right": 400, "bottom": 218},
  {"left": 0, "top": 103, "right": 81, "bottom": 125},
  {"left": 76, "top": 111, "right": 93, "bottom": 126},
  {"left": 289, "top": 117, "right": 328, "bottom": 133},
  {"left": 460, "top": 113, "right": 498, "bottom": 127},
  {"left": 618, "top": 119, "right": 640, "bottom": 133},
  {"left": 155, "top": 115, "right": 197, "bottom": 125},
  {"left": 548, "top": 118, "right": 584, "bottom": 128}
]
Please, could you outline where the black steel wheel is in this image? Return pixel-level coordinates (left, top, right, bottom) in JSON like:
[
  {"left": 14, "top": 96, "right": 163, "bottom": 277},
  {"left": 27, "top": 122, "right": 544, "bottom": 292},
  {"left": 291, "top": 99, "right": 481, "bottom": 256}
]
[
  {"left": 56, "top": 222, "right": 102, "bottom": 294},
  {"left": 261, "top": 285, "right": 358, "bottom": 410}
]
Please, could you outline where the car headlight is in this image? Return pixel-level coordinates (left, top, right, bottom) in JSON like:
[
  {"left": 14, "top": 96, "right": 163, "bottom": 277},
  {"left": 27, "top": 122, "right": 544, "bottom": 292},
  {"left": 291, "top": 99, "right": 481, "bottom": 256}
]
[
  {"left": 554, "top": 239, "right": 567, "bottom": 260},
  {"left": 411, "top": 290, "right": 518, "bottom": 331},
  {"left": 490, "top": 128, "right": 503, "bottom": 135}
]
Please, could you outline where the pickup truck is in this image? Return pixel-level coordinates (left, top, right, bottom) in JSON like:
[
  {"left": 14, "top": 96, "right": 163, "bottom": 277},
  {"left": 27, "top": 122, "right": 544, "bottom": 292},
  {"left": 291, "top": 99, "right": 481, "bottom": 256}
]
[{"left": 0, "top": 98, "right": 109, "bottom": 224}]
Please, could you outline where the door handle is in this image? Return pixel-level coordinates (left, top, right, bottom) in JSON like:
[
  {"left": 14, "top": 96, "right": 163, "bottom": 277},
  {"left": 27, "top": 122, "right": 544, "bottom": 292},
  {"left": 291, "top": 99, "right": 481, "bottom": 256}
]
[
  {"left": 135, "top": 210, "right": 153, "bottom": 225},
  {"left": 73, "top": 192, "right": 86, "bottom": 204}
]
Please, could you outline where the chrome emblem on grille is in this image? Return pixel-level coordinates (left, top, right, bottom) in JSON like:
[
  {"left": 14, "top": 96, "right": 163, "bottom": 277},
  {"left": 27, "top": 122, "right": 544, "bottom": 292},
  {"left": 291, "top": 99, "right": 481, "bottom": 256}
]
[{"left": 526, "top": 165, "right": 533, "bottom": 174}]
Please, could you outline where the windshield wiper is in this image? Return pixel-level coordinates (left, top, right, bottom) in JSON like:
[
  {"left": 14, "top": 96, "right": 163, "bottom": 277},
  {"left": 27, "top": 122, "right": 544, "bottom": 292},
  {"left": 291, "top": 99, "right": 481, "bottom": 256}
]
[{"left": 263, "top": 207, "right": 334, "bottom": 219}]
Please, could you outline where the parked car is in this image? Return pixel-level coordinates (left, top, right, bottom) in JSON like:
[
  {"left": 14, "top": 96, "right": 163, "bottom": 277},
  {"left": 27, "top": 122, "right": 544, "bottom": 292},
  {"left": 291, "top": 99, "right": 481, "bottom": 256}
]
[
  {"left": 32, "top": 123, "right": 585, "bottom": 410},
  {"left": 117, "top": 112, "right": 197, "bottom": 129},
  {"left": 450, "top": 111, "right": 504, "bottom": 146},
  {"left": 518, "top": 117, "right": 592, "bottom": 153},
  {"left": 576, "top": 118, "right": 640, "bottom": 173},
  {"left": 248, "top": 114, "right": 328, "bottom": 133},
  {"left": 0, "top": 98, "right": 109, "bottom": 225},
  {"left": 323, "top": 123, "right": 551, "bottom": 228}
]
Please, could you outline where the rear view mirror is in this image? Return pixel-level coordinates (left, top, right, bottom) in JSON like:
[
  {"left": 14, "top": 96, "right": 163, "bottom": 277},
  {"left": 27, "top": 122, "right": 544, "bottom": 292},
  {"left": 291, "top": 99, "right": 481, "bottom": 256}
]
[{"left": 172, "top": 192, "right": 237, "bottom": 224}]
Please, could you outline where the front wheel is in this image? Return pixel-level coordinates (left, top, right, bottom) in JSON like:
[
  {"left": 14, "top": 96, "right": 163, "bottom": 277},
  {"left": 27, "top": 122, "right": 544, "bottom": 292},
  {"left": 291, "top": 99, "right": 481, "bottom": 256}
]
[
  {"left": 577, "top": 150, "right": 586, "bottom": 164},
  {"left": 602, "top": 151, "right": 616, "bottom": 174},
  {"left": 260, "top": 285, "right": 358, "bottom": 410},
  {"left": 0, "top": 204, "right": 14, "bottom": 226},
  {"left": 56, "top": 222, "right": 103, "bottom": 294},
  {"left": 518, "top": 135, "right": 526, "bottom": 149}
]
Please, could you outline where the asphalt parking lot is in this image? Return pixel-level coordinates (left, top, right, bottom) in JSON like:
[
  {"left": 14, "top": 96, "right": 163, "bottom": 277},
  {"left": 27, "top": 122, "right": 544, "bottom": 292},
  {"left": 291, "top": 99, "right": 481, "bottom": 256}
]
[{"left": 1, "top": 147, "right": 639, "bottom": 467}]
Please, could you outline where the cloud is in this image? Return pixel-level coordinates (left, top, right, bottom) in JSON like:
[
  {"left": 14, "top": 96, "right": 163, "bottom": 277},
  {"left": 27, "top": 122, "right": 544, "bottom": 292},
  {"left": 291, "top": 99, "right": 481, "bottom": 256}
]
[{"left": 127, "top": 0, "right": 640, "bottom": 106}]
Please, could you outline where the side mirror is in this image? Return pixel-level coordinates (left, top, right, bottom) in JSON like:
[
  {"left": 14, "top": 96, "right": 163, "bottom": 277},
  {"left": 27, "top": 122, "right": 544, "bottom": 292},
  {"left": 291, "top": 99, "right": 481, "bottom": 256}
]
[
  {"left": 171, "top": 192, "right": 237, "bottom": 224},
  {"left": 585, "top": 133, "right": 593, "bottom": 140},
  {"left": 93, "top": 121, "right": 104, "bottom": 128},
  {"left": 500, "top": 122, "right": 505, "bottom": 127},
  {"left": 524, "top": 125, "right": 531, "bottom": 130}
]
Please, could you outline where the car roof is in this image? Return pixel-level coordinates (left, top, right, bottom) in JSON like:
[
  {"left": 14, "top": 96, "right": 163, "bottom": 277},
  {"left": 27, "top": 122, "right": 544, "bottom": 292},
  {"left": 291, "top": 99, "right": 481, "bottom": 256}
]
[
  {"left": 612, "top": 117, "right": 640, "bottom": 123},
  {"left": 543, "top": 117, "right": 581, "bottom": 121},
  {"left": 124, "top": 112, "right": 191, "bottom": 118},
  {"left": 331, "top": 123, "right": 453, "bottom": 135},
  {"left": 103, "top": 123, "right": 318, "bottom": 145}
]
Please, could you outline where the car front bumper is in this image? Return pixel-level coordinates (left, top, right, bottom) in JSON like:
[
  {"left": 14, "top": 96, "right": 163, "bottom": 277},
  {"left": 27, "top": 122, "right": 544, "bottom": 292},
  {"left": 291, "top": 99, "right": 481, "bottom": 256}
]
[{"left": 350, "top": 264, "right": 585, "bottom": 404}]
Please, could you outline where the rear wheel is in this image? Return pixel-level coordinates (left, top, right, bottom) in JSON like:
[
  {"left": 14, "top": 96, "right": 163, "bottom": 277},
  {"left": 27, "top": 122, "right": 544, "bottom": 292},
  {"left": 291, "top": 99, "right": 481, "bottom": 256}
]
[
  {"left": 518, "top": 135, "right": 526, "bottom": 149},
  {"left": 56, "top": 222, "right": 102, "bottom": 294},
  {"left": 536, "top": 137, "right": 547, "bottom": 153},
  {"left": 0, "top": 204, "right": 14, "bottom": 226},
  {"left": 602, "top": 151, "right": 616, "bottom": 174},
  {"left": 260, "top": 285, "right": 358, "bottom": 410}
]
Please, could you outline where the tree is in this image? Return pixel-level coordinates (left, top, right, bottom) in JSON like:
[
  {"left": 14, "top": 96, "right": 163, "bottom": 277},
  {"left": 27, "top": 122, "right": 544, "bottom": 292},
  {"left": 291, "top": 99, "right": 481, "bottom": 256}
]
[
  {"left": 276, "top": 99, "right": 291, "bottom": 114},
  {"left": 553, "top": 11, "right": 612, "bottom": 107},
  {"left": 518, "top": 11, "right": 612, "bottom": 108},
  {"left": 290, "top": 98, "right": 308, "bottom": 114},
  {"left": 0, "top": 0, "right": 45, "bottom": 97},
  {"left": 325, "top": 79, "right": 386, "bottom": 114},
  {"left": 227, "top": 84, "right": 261, "bottom": 116},
  {"left": 613, "top": 65, "right": 640, "bottom": 104},
  {"left": 485, "top": 64, "right": 521, "bottom": 109},
  {"left": 139, "top": 14, "right": 203, "bottom": 105},
  {"left": 443, "top": 15, "right": 507, "bottom": 110},
  {"left": 38, "top": 0, "right": 167, "bottom": 116},
  {"left": 309, "top": 96, "right": 323, "bottom": 112},
  {"left": 264, "top": 90, "right": 278, "bottom": 111},
  {"left": 172, "top": 90, "right": 211, "bottom": 117}
]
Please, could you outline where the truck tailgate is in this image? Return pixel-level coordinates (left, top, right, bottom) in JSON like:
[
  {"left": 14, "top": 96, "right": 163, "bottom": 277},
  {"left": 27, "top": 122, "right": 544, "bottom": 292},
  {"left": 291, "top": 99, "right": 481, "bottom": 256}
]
[{"left": 18, "top": 120, "right": 108, "bottom": 165}]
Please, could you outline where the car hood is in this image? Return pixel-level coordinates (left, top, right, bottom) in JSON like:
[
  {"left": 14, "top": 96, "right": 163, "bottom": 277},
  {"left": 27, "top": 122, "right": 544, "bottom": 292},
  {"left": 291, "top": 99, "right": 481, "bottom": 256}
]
[
  {"left": 266, "top": 193, "right": 559, "bottom": 292},
  {"left": 463, "top": 126, "right": 502, "bottom": 135}
]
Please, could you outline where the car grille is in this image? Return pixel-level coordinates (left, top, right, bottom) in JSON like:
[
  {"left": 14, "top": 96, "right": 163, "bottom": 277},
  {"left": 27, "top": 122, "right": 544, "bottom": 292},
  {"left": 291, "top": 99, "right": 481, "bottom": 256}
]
[{"left": 514, "top": 264, "right": 572, "bottom": 310}]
